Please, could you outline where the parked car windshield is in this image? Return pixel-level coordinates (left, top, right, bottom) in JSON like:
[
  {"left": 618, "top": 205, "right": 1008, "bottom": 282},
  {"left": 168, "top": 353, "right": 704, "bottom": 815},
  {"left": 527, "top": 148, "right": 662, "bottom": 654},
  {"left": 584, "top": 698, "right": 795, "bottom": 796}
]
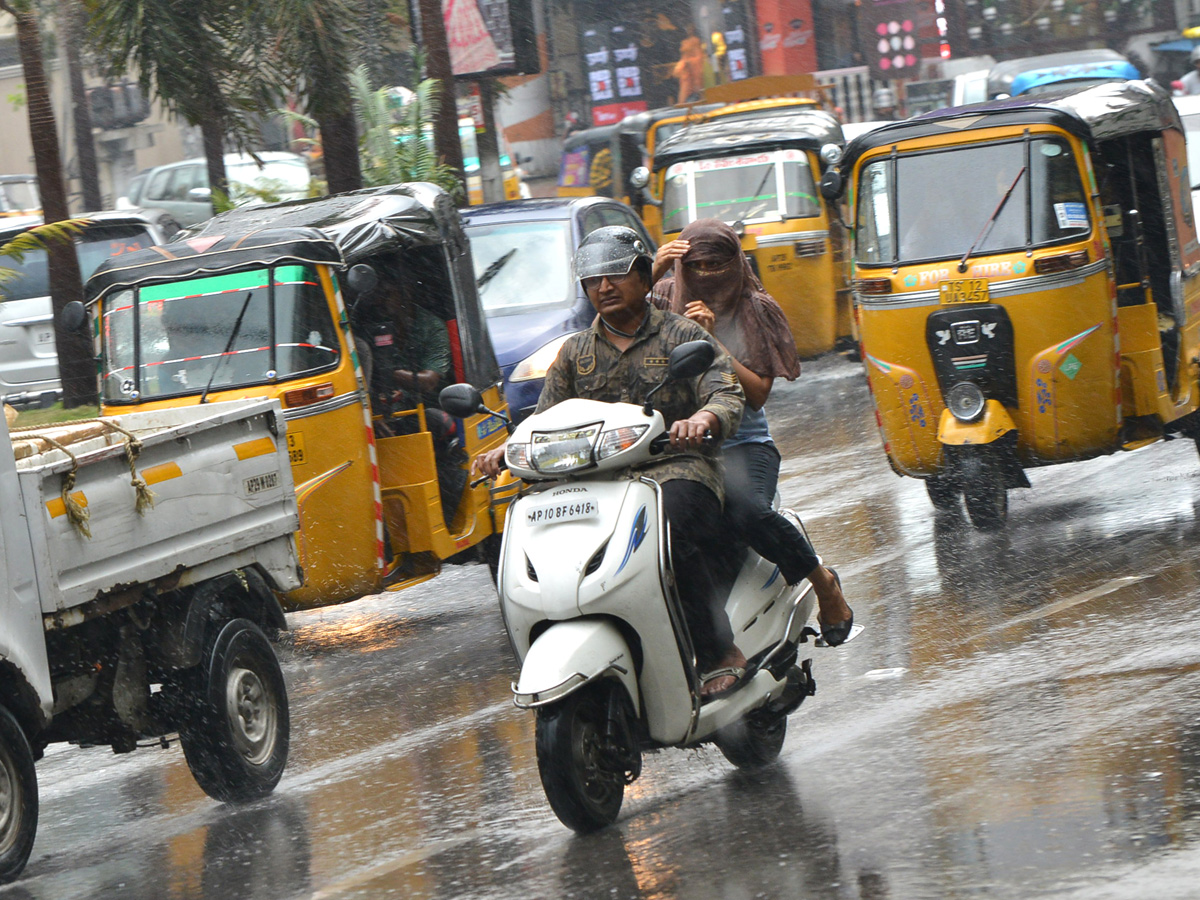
[
  {"left": 855, "top": 136, "right": 1089, "bottom": 265},
  {"left": 101, "top": 264, "right": 340, "bottom": 401},
  {"left": 662, "top": 148, "right": 820, "bottom": 233},
  {"left": 466, "top": 219, "right": 574, "bottom": 314},
  {"left": 0, "top": 224, "right": 156, "bottom": 302}
]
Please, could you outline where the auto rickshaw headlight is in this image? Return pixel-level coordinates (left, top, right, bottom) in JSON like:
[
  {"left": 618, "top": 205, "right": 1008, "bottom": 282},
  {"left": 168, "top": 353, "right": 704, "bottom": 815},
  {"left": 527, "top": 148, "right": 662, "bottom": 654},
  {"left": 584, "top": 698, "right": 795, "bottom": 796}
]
[
  {"left": 820, "top": 143, "right": 842, "bottom": 166},
  {"left": 946, "top": 382, "right": 987, "bottom": 423}
]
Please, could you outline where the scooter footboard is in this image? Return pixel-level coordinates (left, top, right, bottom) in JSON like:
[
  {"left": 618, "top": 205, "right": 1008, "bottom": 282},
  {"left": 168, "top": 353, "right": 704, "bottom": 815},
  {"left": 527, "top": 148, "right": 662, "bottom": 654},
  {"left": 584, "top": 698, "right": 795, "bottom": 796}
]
[{"left": 512, "top": 619, "right": 640, "bottom": 712}]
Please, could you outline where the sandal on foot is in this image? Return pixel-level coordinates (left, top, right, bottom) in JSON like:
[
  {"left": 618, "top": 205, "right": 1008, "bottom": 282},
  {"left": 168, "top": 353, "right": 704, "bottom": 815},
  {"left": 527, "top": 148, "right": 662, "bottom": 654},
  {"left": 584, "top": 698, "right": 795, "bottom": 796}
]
[
  {"left": 700, "top": 666, "right": 745, "bottom": 699},
  {"left": 818, "top": 568, "right": 854, "bottom": 647}
]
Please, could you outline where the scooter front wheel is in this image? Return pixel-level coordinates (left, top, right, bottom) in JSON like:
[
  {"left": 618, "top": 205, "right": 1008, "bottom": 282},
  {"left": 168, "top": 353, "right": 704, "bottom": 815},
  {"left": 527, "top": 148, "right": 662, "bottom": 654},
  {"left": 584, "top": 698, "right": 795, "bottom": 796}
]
[{"left": 535, "top": 682, "right": 630, "bottom": 832}]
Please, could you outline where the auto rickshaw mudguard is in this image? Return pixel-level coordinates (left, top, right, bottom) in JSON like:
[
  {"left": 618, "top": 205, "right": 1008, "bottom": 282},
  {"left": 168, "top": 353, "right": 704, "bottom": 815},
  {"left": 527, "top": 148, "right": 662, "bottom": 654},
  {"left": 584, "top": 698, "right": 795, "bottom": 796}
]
[{"left": 937, "top": 400, "right": 1017, "bottom": 446}]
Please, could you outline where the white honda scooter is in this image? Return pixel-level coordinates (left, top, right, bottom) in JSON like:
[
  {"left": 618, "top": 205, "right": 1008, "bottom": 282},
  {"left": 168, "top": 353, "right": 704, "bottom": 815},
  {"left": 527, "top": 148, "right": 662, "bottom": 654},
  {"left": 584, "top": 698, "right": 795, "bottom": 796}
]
[{"left": 442, "top": 342, "right": 850, "bottom": 832}]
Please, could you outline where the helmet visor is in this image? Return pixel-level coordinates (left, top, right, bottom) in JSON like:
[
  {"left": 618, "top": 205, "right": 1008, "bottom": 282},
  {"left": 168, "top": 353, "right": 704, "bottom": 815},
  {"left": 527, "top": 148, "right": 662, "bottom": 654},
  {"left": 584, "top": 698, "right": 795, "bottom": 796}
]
[{"left": 573, "top": 241, "right": 641, "bottom": 282}]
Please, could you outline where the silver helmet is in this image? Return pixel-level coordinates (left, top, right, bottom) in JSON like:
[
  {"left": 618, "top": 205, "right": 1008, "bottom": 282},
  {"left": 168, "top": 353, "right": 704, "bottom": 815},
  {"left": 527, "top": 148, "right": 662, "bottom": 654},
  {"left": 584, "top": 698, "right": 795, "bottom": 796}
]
[{"left": 573, "top": 226, "right": 653, "bottom": 283}]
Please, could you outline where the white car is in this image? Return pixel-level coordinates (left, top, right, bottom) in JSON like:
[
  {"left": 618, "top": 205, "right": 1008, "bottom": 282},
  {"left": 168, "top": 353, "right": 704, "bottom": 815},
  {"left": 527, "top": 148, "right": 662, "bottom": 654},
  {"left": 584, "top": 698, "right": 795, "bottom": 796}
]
[
  {"left": 0, "top": 210, "right": 169, "bottom": 407},
  {"left": 122, "top": 152, "right": 312, "bottom": 227}
]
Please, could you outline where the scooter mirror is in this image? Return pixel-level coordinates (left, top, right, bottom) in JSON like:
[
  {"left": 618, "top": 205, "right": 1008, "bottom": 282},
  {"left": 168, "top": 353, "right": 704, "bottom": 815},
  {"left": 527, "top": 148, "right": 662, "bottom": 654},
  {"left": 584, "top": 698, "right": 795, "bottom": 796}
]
[
  {"left": 346, "top": 264, "right": 378, "bottom": 296},
  {"left": 439, "top": 383, "right": 486, "bottom": 418},
  {"left": 667, "top": 340, "right": 716, "bottom": 380},
  {"left": 60, "top": 300, "right": 87, "bottom": 333}
]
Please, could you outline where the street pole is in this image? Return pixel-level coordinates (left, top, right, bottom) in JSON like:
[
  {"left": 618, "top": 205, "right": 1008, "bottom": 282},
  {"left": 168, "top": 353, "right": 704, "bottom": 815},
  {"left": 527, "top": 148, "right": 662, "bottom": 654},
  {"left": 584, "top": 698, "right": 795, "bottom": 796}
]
[{"left": 477, "top": 80, "right": 504, "bottom": 203}]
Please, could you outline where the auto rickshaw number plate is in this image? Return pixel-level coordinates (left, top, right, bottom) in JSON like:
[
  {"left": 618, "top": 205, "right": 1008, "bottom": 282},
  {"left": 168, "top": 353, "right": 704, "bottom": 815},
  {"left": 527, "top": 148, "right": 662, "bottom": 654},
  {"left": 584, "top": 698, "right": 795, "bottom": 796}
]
[{"left": 939, "top": 279, "right": 989, "bottom": 305}]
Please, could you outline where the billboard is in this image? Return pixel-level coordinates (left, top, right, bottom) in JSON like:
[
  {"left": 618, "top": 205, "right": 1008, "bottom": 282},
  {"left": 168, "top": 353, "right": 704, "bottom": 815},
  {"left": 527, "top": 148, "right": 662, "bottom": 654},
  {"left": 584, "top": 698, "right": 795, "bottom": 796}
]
[
  {"left": 442, "top": 0, "right": 540, "bottom": 78},
  {"left": 583, "top": 22, "right": 648, "bottom": 126}
]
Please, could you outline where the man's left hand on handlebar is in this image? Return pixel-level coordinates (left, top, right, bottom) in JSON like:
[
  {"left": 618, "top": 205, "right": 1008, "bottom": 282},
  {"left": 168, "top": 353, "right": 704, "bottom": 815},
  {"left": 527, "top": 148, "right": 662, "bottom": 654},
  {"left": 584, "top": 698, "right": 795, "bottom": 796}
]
[
  {"left": 669, "top": 411, "right": 719, "bottom": 449},
  {"left": 472, "top": 447, "right": 506, "bottom": 479}
]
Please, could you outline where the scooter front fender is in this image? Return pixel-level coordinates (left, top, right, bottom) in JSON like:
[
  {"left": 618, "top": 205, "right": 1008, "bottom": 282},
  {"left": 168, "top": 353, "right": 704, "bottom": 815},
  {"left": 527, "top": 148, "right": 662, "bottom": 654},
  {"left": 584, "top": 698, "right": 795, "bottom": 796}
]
[
  {"left": 513, "top": 619, "right": 640, "bottom": 713},
  {"left": 937, "top": 400, "right": 1016, "bottom": 446}
]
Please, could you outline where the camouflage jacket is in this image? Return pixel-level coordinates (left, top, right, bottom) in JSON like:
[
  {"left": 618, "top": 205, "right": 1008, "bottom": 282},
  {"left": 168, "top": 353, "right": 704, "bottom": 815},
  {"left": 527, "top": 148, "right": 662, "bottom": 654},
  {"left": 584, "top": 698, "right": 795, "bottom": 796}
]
[{"left": 535, "top": 304, "right": 744, "bottom": 500}]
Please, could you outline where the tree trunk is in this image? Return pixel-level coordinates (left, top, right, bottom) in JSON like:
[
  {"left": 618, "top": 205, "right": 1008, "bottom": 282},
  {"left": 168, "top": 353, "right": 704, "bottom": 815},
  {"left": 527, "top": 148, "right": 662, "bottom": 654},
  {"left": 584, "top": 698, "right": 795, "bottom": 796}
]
[
  {"left": 415, "top": 0, "right": 465, "bottom": 188},
  {"left": 318, "top": 107, "right": 363, "bottom": 195},
  {"left": 59, "top": 0, "right": 101, "bottom": 211},
  {"left": 200, "top": 111, "right": 228, "bottom": 208},
  {"left": 8, "top": 5, "right": 95, "bottom": 407}
]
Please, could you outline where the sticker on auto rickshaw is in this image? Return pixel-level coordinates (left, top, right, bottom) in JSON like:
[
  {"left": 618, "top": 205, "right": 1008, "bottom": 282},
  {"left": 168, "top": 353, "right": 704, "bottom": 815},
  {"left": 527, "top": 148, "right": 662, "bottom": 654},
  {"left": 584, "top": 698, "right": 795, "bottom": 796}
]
[{"left": 939, "top": 278, "right": 990, "bottom": 305}]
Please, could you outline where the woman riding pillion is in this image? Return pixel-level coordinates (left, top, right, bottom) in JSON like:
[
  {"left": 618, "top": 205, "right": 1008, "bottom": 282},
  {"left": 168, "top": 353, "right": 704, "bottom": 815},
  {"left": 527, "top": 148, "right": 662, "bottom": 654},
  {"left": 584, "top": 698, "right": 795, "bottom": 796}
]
[
  {"left": 473, "top": 226, "right": 749, "bottom": 697},
  {"left": 651, "top": 219, "right": 854, "bottom": 646}
]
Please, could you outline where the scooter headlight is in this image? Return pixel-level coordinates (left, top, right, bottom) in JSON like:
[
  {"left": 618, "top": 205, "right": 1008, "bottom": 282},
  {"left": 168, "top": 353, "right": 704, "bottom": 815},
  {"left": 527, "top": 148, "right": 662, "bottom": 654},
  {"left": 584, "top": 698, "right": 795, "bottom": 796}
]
[
  {"left": 946, "top": 381, "right": 986, "bottom": 422},
  {"left": 530, "top": 423, "right": 601, "bottom": 474}
]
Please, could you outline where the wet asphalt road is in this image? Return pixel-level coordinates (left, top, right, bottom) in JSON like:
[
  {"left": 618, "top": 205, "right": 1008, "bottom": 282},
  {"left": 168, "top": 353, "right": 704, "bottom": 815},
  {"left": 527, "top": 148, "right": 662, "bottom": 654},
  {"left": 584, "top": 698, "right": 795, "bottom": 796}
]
[{"left": 7, "top": 353, "right": 1200, "bottom": 900}]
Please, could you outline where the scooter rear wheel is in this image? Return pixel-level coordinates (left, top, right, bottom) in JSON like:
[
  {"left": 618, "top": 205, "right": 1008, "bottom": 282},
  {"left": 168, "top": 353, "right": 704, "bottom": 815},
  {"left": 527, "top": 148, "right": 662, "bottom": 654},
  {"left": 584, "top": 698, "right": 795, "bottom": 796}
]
[
  {"left": 535, "top": 683, "right": 629, "bottom": 832},
  {"left": 714, "top": 712, "right": 787, "bottom": 770}
]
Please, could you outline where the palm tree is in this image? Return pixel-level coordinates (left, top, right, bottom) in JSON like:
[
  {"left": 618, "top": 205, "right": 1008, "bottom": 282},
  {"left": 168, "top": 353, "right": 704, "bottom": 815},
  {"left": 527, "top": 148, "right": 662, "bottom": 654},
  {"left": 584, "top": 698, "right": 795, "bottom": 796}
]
[
  {"left": 349, "top": 66, "right": 463, "bottom": 199},
  {"left": 264, "top": 0, "right": 364, "bottom": 194},
  {"left": 0, "top": 0, "right": 94, "bottom": 406},
  {"left": 87, "top": 0, "right": 259, "bottom": 202},
  {"left": 58, "top": 0, "right": 101, "bottom": 211}
]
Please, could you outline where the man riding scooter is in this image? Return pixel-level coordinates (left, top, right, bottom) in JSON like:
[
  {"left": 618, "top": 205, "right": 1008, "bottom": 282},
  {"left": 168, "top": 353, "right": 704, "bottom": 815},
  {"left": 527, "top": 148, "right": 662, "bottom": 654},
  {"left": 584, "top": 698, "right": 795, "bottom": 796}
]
[{"left": 474, "top": 226, "right": 748, "bottom": 697}]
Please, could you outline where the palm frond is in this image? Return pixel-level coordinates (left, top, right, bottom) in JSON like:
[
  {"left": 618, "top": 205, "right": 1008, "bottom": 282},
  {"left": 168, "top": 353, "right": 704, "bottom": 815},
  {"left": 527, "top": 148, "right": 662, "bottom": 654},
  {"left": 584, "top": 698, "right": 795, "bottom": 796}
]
[{"left": 0, "top": 218, "right": 90, "bottom": 264}]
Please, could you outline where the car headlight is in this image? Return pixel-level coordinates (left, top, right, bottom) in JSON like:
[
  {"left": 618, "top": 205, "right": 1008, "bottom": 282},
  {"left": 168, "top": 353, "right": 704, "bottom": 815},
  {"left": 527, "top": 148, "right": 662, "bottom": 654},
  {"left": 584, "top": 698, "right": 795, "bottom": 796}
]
[
  {"left": 510, "top": 333, "right": 577, "bottom": 382},
  {"left": 946, "top": 381, "right": 986, "bottom": 422},
  {"left": 529, "top": 423, "right": 601, "bottom": 474}
]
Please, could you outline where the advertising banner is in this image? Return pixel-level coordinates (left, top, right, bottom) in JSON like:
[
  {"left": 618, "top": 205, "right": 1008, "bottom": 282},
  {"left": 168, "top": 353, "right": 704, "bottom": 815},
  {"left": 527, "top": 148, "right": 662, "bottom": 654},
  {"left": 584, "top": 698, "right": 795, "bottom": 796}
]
[{"left": 756, "top": 0, "right": 817, "bottom": 76}]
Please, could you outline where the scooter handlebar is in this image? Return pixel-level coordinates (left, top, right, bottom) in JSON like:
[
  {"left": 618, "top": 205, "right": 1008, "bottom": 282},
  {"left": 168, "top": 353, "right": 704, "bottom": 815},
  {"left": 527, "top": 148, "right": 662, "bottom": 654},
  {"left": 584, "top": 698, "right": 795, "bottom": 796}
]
[{"left": 650, "top": 431, "right": 714, "bottom": 453}]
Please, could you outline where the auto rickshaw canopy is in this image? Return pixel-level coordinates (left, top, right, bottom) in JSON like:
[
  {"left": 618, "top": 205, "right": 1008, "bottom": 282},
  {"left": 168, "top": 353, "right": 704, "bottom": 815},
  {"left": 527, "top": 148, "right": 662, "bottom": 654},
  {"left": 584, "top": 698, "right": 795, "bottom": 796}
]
[
  {"left": 654, "top": 106, "right": 844, "bottom": 170},
  {"left": 85, "top": 183, "right": 502, "bottom": 389},
  {"left": 840, "top": 80, "right": 1183, "bottom": 172}
]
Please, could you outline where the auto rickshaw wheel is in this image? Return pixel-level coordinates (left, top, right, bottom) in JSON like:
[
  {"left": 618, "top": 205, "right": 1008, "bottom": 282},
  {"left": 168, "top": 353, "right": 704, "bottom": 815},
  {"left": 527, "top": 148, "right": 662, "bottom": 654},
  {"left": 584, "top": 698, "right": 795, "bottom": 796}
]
[
  {"left": 924, "top": 476, "right": 961, "bottom": 513},
  {"left": 959, "top": 453, "right": 1008, "bottom": 530}
]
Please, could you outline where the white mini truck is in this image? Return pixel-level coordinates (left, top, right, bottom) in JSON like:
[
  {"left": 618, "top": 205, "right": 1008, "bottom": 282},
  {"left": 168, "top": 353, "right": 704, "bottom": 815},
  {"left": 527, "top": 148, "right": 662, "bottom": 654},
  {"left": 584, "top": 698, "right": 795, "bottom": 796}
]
[{"left": 0, "top": 398, "right": 301, "bottom": 882}]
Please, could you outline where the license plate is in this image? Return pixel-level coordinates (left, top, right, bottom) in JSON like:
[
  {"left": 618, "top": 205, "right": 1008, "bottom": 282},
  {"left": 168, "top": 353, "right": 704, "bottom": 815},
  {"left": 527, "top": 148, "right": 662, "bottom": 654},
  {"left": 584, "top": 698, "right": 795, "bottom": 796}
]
[
  {"left": 35, "top": 329, "right": 54, "bottom": 345},
  {"left": 939, "top": 279, "right": 989, "bottom": 305},
  {"left": 525, "top": 495, "right": 599, "bottom": 526}
]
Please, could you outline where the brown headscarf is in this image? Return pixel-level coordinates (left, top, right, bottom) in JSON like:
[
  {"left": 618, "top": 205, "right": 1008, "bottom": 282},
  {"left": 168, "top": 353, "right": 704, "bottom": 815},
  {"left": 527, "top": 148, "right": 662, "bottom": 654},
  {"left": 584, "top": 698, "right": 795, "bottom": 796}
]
[{"left": 651, "top": 219, "right": 800, "bottom": 380}]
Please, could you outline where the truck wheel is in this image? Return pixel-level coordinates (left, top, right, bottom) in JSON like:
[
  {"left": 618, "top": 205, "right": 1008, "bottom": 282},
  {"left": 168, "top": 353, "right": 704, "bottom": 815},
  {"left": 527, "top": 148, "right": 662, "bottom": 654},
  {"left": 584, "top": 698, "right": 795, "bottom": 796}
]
[
  {"left": 180, "top": 619, "right": 289, "bottom": 803},
  {"left": 0, "top": 705, "right": 37, "bottom": 884},
  {"left": 535, "top": 683, "right": 629, "bottom": 832},
  {"left": 714, "top": 711, "right": 787, "bottom": 770}
]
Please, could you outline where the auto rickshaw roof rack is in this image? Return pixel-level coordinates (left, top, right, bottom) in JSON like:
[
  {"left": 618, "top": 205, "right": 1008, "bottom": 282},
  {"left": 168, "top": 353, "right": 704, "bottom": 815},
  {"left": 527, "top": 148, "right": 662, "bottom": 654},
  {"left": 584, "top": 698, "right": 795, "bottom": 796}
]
[
  {"left": 654, "top": 106, "right": 844, "bottom": 169},
  {"left": 838, "top": 79, "right": 1181, "bottom": 172},
  {"left": 700, "top": 74, "right": 830, "bottom": 108}
]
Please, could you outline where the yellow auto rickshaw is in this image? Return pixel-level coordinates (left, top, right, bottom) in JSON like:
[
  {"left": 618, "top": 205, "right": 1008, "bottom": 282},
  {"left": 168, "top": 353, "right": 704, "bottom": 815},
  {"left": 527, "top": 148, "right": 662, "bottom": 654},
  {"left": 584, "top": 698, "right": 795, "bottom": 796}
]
[
  {"left": 826, "top": 80, "right": 1200, "bottom": 527},
  {"left": 633, "top": 101, "right": 853, "bottom": 357},
  {"left": 84, "top": 184, "right": 516, "bottom": 607}
]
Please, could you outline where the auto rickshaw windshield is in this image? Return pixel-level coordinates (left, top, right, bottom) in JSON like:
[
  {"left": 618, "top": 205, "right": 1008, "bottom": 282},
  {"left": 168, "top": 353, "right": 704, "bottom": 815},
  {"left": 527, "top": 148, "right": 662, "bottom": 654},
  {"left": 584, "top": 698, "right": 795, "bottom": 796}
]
[
  {"left": 662, "top": 148, "right": 820, "bottom": 233},
  {"left": 855, "top": 136, "right": 1090, "bottom": 266},
  {"left": 101, "top": 264, "right": 340, "bottom": 401}
]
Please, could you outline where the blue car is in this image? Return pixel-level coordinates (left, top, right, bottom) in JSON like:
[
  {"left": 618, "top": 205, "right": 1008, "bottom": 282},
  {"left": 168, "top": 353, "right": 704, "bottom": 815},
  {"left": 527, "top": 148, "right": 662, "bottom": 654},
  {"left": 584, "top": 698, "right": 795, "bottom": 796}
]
[{"left": 461, "top": 198, "right": 657, "bottom": 422}]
